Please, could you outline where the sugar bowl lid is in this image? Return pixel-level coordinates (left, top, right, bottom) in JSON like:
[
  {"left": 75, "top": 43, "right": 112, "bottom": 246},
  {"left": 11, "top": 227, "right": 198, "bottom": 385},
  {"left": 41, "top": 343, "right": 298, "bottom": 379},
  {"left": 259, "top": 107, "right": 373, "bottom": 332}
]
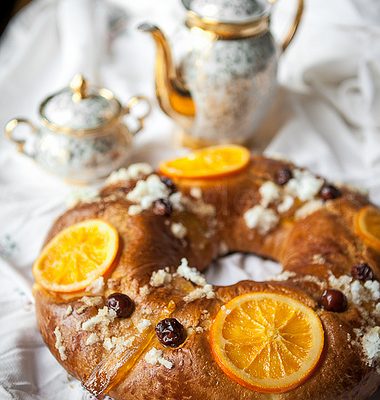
[
  {"left": 39, "top": 74, "right": 121, "bottom": 133},
  {"left": 182, "top": 0, "right": 270, "bottom": 23}
]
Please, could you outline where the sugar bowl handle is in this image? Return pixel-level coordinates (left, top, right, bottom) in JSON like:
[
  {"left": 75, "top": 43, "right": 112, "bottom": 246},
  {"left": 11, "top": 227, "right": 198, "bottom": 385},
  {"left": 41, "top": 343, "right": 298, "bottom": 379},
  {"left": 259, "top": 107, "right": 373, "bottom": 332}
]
[
  {"left": 123, "top": 96, "right": 151, "bottom": 136},
  {"left": 278, "top": 0, "right": 304, "bottom": 51},
  {"left": 5, "top": 118, "right": 37, "bottom": 154}
]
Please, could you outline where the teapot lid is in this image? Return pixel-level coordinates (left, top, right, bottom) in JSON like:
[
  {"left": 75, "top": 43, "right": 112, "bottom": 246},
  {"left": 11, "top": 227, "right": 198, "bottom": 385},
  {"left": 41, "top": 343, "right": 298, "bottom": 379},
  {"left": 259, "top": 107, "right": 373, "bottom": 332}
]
[
  {"left": 182, "top": 0, "right": 270, "bottom": 23},
  {"left": 40, "top": 74, "right": 121, "bottom": 132}
]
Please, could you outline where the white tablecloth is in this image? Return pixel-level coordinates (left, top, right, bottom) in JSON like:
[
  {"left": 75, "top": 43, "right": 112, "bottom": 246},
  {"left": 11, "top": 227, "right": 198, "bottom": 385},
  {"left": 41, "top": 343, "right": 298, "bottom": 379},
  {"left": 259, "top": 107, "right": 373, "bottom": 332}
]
[{"left": 0, "top": 0, "right": 379, "bottom": 398}]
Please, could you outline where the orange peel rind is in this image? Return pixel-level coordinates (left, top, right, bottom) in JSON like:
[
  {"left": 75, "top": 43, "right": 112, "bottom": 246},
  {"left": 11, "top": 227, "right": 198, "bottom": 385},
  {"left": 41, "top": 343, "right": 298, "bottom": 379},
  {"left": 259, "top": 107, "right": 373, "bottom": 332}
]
[
  {"left": 159, "top": 145, "right": 250, "bottom": 179},
  {"left": 210, "top": 292, "right": 324, "bottom": 393},
  {"left": 33, "top": 219, "right": 119, "bottom": 293}
]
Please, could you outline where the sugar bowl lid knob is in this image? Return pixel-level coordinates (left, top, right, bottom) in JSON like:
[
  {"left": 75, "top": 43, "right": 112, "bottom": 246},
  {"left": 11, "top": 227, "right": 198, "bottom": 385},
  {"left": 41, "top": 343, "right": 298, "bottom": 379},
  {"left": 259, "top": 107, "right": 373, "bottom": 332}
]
[
  {"left": 40, "top": 74, "right": 121, "bottom": 131},
  {"left": 70, "top": 74, "right": 88, "bottom": 102}
]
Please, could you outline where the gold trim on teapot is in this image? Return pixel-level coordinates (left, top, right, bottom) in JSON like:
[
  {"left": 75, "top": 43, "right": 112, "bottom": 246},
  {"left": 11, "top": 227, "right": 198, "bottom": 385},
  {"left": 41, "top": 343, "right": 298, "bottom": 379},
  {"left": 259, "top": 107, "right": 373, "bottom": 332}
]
[
  {"left": 185, "top": 0, "right": 303, "bottom": 50},
  {"left": 139, "top": 0, "right": 304, "bottom": 148},
  {"left": 185, "top": 11, "right": 270, "bottom": 40}
]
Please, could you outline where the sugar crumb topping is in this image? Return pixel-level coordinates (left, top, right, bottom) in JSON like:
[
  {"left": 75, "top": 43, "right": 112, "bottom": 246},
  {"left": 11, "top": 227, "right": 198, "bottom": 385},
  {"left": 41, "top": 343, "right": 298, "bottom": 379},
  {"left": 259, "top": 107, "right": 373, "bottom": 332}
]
[
  {"left": 127, "top": 174, "right": 170, "bottom": 210},
  {"left": 285, "top": 169, "right": 324, "bottom": 202},
  {"left": 277, "top": 195, "right": 294, "bottom": 213},
  {"left": 86, "top": 277, "right": 105, "bottom": 295},
  {"left": 184, "top": 284, "right": 215, "bottom": 302},
  {"left": 354, "top": 327, "right": 380, "bottom": 370},
  {"left": 106, "top": 163, "right": 153, "bottom": 184},
  {"left": 328, "top": 273, "right": 380, "bottom": 305},
  {"left": 183, "top": 195, "right": 216, "bottom": 217},
  {"left": 259, "top": 181, "right": 281, "bottom": 208},
  {"left": 135, "top": 319, "right": 151, "bottom": 333},
  {"left": 364, "top": 280, "right": 380, "bottom": 301},
  {"left": 172, "top": 258, "right": 215, "bottom": 302},
  {"left": 76, "top": 305, "right": 88, "bottom": 315},
  {"left": 103, "top": 337, "right": 114, "bottom": 351},
  {"left": 54, "top": 327, "right": 67, "bottom": 361},
  {"left": 312, "top": 254, "right": 326, "bottom": 264},
  {"left": 176, "top": 258, "right": 206, "bottom": 286},
  {"left": 66, "top": 187, "right": 100, "bottom": 208},
  {"left": 190, "top": 187, "right": 202, "bottom": 199},
  {"left": 139, "top": 285, "right": 150, "bottom": 297},
  {"left": 171, "top": 222, "right": 187, "bottom": 239},
  {"left": 362, "top": 327, "right": 380, "bottom": 364},
  {"left": 77, "top": 296, "right": 103, "bottom": 314},
  {"left": 81, "top": 306, "right": 117, "bottom": 331},
  {"left": 85, "top": 333, "right": 99, "bottom": 346},
  {"left": 81, "top": 296, "right": 103, "bottom": 307},
  {"left": 244, "top": 168, "right": 323, "bottom": 232},
  {"left": 125, "top": 175, "right": 188, "bottom": 216},
  {"left": 328, "top": 272, "right": 380, "bottom": 369},
  {"left": 108, "top": 165, "right": 214, "bottom": 220},
  {"left": 144, "top": 347, "right": 173, "bottom": 369},
  {"left": 150, "top": 268, "right": 172, "bottom": 287},
  {"left": 65, "top": 305, "right": 73, "bottom": 317},
  {"left": 128, "top": 204, "right": 143, "bottom": 216},
  {"left": 169, "top": 192, "right": 184, "bottom": 212},
  {"left": 244, "top": 205, "right": 279, "bottom": 234},
  {"left": 295, "top": 199, "right": 323, "bottom": 220},
  {"left": 103, "top": 336, "right": 135, "bottom": 353}
]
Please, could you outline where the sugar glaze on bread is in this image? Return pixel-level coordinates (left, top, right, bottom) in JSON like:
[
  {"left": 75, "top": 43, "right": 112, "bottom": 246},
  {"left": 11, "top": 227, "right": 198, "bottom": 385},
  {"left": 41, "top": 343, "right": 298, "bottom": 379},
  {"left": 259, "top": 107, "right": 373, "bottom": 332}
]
[{"left": 34, "top": 156, "right": 380, "bottom": 399}]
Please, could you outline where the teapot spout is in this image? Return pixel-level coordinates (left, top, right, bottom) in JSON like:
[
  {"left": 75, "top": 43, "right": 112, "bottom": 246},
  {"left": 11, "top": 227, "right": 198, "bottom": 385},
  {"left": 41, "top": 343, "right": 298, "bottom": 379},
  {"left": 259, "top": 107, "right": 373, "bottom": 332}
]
[{"left": 138, "top": 23, "right": 195, "bottom": 123}]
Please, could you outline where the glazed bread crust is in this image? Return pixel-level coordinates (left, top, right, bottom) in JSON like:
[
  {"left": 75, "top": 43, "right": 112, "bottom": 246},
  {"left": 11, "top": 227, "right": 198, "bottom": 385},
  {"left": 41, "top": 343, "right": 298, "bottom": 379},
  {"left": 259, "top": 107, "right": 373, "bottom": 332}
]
[{"left": 34, "top": 156, "right": 380, "bottom": 399}]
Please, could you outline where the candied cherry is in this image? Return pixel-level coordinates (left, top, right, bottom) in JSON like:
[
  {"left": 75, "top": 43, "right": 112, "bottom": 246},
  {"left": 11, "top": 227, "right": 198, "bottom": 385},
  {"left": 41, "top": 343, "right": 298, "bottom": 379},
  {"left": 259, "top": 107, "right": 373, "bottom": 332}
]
[
  {"left": 155, "top": 318, "right": 186, "bottom": 348},
  {"left": 351, "top": 262, "right": 374, "bottom": 282},
  {"left": 319, "top": 289, "right": 347, "bottom": 312},
  {"left": 107, "top": 293, "right": 135, "bottom": 318}
]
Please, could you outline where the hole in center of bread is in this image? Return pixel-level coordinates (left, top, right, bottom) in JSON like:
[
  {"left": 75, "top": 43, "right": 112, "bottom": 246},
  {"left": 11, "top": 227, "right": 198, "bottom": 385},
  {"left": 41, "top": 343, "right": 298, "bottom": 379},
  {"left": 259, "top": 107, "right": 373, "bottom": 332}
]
[{"left": 205, "top": 252, "right": 281, "bottom": 286}]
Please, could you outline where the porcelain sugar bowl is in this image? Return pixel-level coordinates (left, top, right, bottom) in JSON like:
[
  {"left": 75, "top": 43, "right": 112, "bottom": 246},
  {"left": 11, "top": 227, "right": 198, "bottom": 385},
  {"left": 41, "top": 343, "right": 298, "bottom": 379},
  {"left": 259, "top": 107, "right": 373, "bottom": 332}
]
[
  {"left": 140, "top": 0, "right": 303, "bottom": 148},
  {"left": 5, "top": 75, "right": 151, "bottom": 183}
]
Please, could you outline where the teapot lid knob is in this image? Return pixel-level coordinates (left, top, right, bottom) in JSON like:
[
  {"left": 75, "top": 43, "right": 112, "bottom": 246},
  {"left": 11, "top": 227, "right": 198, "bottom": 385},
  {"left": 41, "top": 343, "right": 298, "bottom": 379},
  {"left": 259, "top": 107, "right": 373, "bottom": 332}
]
[{"left": 70, "top": 74, "right": 88, "bottom": 102}]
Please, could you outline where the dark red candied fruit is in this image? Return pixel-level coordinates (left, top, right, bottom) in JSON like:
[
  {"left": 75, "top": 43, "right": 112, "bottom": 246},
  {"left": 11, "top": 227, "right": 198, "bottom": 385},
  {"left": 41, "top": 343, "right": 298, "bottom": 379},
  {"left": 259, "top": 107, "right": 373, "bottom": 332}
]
[
  {"left": 160, "top": 176, "right": 177, "bottom": 194},
  {"left": 320, "top": 184, "right": 342, "bottom": 201},
  {"left": 155, "top": 318, "right": 187, "bottom": 348},
  {"left": 152, "top": 198, "right": 173, "bottom": 216},
  {"left": 351, "top": 262, "right": 374, "bottom": 282},
  {"left": 319, "top": 289, "right": 348, "bottom": 312},
  {"left": 275, "top": 167, "right": 293, "bottom": 186},
  {"left": 107, "top": 293, "right": 135, "bottom": 318}
]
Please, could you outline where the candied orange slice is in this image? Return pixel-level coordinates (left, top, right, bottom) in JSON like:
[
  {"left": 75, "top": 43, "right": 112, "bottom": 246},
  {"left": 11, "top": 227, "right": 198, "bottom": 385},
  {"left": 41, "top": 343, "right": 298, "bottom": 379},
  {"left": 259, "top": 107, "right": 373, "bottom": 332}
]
[
  {"left": 159, "top": 145, "right": 250, "bottom": 179},
  {"left": 33, "top": 219, "right": 119, "bottom": 293},
  {"left": 210, "top": 292, "right": 324, "bottom": 393},
  {"left": 355, "top": 206, "right": 380, "bottom": 251}
]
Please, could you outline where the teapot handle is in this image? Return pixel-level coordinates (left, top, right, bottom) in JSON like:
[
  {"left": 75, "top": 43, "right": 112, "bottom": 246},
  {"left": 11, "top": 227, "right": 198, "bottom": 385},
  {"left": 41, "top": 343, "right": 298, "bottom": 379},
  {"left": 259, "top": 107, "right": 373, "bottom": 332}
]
[
  {"left": 5, "top": 118, "right": 37, "bottom": 154},
  {"left": 122, "top": 96, "right": 152, "bottom": 136},
  {"left": 275, "top": 0, "right": 304, "bottom": 52}
]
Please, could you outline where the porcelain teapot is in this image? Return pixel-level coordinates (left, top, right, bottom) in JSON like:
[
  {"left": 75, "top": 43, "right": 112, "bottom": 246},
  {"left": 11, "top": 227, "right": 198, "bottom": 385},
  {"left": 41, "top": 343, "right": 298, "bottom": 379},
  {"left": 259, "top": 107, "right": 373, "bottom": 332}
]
[
  {"left": 5, "top": 75, "right": 151, "bottom": 183},
  {"left": 139, "top": 0, "right": 303, "bottom": 148}
]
